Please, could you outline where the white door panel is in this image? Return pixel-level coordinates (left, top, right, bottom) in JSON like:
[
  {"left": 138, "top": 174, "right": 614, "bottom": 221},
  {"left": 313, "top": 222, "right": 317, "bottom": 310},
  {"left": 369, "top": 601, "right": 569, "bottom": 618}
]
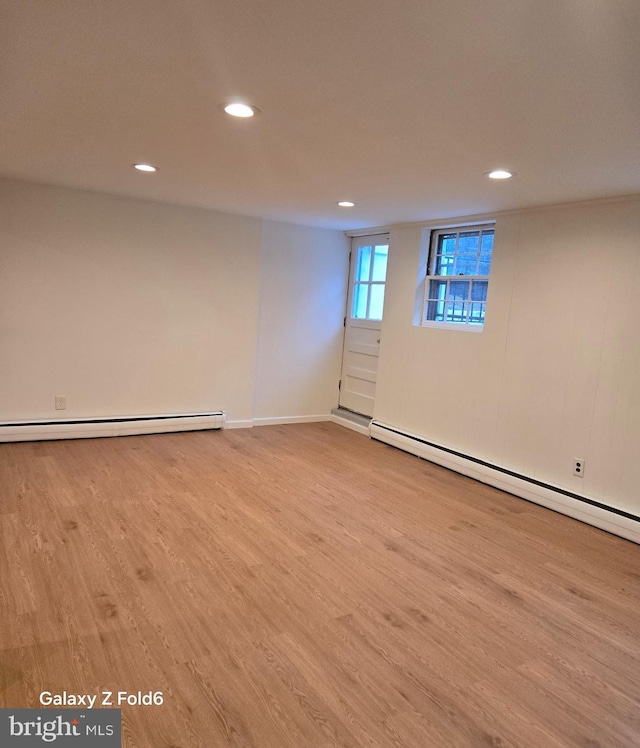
[
  {"left": 339, "top": 235, "right": 389, "bottom": 417},
  {"left": 349, "top": 341, "right": 380, "bottom": 356}
]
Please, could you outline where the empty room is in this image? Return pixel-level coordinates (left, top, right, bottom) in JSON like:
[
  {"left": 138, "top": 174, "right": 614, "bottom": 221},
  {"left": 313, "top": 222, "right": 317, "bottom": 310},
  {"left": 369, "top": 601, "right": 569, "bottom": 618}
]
[{"left": 1, "top": 1, "right": 639, "bottom": 747}]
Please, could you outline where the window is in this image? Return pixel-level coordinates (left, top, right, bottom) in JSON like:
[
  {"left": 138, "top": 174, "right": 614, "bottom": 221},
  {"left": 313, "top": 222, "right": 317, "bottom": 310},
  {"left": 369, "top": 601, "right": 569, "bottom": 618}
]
[
  {"left": 423, "top": 224, "right": 494, "bottom": 328},
  {"left": 352, "top": 241, "right": 389, "bottom": 320}
]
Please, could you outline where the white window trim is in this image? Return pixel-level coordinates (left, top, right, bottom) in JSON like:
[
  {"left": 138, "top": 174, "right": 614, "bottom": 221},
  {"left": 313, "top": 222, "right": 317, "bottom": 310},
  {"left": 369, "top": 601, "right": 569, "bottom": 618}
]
[{"left": 422, "top": 320, "right": 485, "bottom": 333}]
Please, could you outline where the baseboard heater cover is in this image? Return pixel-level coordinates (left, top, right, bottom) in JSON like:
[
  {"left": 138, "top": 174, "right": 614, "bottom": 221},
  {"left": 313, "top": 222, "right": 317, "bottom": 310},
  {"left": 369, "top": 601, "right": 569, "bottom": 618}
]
[
  {"left": 369, "top": 421, "right": 639, "bottom": 545},
  {"left": 0, "top": 411, "right": 225, "bottom": 442}
]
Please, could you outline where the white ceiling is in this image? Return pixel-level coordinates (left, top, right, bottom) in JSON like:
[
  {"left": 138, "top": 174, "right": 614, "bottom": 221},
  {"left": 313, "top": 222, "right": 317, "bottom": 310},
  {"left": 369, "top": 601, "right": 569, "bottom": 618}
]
[{"left": 1, "top": 0, "right": 639, "bottom": 230}]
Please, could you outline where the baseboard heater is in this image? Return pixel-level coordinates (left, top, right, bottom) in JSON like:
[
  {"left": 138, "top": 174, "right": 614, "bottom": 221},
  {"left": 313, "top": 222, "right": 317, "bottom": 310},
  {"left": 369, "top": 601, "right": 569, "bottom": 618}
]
[
  {"left": 0, "top": 411, "right": 225, "bottom": 443},
  {"left": 369, "top": 421, "right": 639, "bottom": 545}
]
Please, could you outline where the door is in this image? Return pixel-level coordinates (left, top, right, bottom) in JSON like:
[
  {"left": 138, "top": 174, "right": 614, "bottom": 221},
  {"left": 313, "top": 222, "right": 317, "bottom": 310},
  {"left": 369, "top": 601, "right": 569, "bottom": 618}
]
[{"left": 339, "top": 234, "right": 389, "bottom": 417}]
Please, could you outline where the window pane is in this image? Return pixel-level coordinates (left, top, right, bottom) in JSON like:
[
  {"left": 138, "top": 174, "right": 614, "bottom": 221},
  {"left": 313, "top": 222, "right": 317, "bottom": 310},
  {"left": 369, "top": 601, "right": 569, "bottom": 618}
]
[
  {"left": 478, "top": 231, "right": 494, "bottom": 275},
  {"left": 469, "top": 302, "right": 485, "bottom": 324},
  {"left": 435, "top": 254, "right": 454, "bottom": 275},
  {"left": 458, "top": 231, "right": 479, "bottom": 254},
  {"left": 478, "top": 253, "right": 492, "bottom": 275},
  {"left": 453, "top": 254, "right": 477, "bottom": 276},
  {"left": 471, "top": 280, "right": 488, "bottom": 301},
  {"left": 438, "top": 234, "right": 456, "bottom": 254},
  {"left": 448, "top": 280, "right": 470, "bottom": 300},
  {"left": 352, "top": 283, "right": 368, "bottom": 318},
  {"left": 481, "top": 231, "right": 494, "bottom": 252},
  {"left": 368, "top": 284, "right": 385, "bottom": 320},
  {"left": 427, "top": 280, "right": 446, "bottom": 321},
  {"left": 446, "top": 300, "right": 467, "bottom": 323},
  {"left": 428, "top": 279, "right": 447, "bottom": 300},
  {"left": 371, "top": 245, "right": 388, "bottom": 282},
  {"left": 355, "top": 246, "right": 372, "bottom": 282},
  {"left": 427, "top": 299, "right": 445, "bottom": 321}
]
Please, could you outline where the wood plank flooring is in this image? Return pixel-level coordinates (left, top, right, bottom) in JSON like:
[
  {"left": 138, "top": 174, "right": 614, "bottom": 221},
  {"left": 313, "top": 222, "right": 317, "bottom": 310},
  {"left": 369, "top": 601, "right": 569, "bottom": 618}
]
[{"left": 0, "top": 422, "right": 638, "bottom": 747}]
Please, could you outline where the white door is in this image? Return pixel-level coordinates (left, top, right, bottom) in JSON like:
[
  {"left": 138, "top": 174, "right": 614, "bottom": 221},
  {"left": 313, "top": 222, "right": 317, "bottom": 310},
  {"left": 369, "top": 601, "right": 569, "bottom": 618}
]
[{"left": 339, "top": 234, "right": 389, "bottom": 417}]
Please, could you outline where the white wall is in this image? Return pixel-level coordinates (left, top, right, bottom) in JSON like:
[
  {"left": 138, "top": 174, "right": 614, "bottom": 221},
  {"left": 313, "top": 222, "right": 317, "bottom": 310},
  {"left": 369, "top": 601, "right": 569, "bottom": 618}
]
[
  {"left": 375, "top": 196, "right": 640, "bottom": 518},
  {"left": 0, "top": 178, "right": 348, "bottom": 425},
  {"left": 2, "top": 176, "right": 638, "bottom": 521},
  {"left": 254, "top": 221, "right": 348, "bottom": 421}
]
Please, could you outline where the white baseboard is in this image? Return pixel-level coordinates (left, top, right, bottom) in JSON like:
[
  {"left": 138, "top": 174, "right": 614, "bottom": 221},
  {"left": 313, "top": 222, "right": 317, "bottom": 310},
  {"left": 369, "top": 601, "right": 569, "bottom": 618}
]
[
  {"left": 0, "top": 412, "right": 346, "bottom": 438},
  {"left": 223, "top": 419, "right": 254, "bottom": 429},
  {"left": 330, "top": 414, "right": 371, "bottom": 436},
  {"left": 370, "top": 421, "right": 640, "bottom": 545},
  {"left": 0, "top": 412, "right": 225, "bottom": 442},
  {"left": 253, "top": 414, "right": 332, "bottom": 427}
]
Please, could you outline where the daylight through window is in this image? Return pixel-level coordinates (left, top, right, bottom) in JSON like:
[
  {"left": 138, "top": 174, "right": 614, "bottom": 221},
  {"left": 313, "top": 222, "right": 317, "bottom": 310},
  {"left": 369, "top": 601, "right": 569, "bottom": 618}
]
[
  {"left": 424, "top": 225, "right": 495, "bottom": 327},
  {"left": 352, "top": 242, "right": 388, "bottom": 321}
]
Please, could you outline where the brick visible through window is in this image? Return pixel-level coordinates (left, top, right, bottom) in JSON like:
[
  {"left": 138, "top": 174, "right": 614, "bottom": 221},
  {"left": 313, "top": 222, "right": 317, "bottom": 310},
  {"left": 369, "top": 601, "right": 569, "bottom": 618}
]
[{"left": 424, "top": 225, "right": 494, "bottom": 327}]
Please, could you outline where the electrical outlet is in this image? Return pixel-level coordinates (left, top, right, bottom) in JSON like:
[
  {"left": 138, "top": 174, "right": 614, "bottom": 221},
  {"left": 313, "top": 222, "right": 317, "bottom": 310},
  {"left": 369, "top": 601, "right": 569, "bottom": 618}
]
[
  {"left": 55, "top": 395, "right": 66, "bottom": 410},
  {"left": 573, "top": 458, "right": 585, "bottom": 477}
]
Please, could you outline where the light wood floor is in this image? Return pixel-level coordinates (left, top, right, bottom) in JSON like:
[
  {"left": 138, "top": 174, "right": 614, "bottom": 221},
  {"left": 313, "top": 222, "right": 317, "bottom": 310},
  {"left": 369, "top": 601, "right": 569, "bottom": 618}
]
[{"left": 1, "top": 423, "right": 638, "bottom": 747}]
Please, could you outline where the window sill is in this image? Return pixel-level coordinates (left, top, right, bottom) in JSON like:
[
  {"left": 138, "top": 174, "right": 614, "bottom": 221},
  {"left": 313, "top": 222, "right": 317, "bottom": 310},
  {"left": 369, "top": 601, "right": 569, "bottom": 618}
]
[{"left": 420, "top": 321, "right": 484, "bottom": 333}]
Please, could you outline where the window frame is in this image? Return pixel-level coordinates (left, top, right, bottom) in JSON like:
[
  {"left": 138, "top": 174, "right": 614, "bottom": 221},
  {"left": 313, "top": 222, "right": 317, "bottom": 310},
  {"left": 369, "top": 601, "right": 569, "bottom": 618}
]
[{"left": 421, "top": 223, "right": 495, "bottom": 332}]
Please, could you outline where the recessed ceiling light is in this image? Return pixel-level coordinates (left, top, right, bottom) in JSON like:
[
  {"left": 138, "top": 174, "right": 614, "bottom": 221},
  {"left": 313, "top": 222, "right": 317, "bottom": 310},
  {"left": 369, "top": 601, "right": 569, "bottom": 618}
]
[
  {"left": 133, "top": 163, "right": 158, "bottom": 172},
  {"left": 337, "top": 201, "right": 355, "bottom": 208},
  {"left": 223, "top": 103, "right": 258, "bottom": 118},
  {"left": 486, "top": 170, "right": 513, "bottom": 179}
]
